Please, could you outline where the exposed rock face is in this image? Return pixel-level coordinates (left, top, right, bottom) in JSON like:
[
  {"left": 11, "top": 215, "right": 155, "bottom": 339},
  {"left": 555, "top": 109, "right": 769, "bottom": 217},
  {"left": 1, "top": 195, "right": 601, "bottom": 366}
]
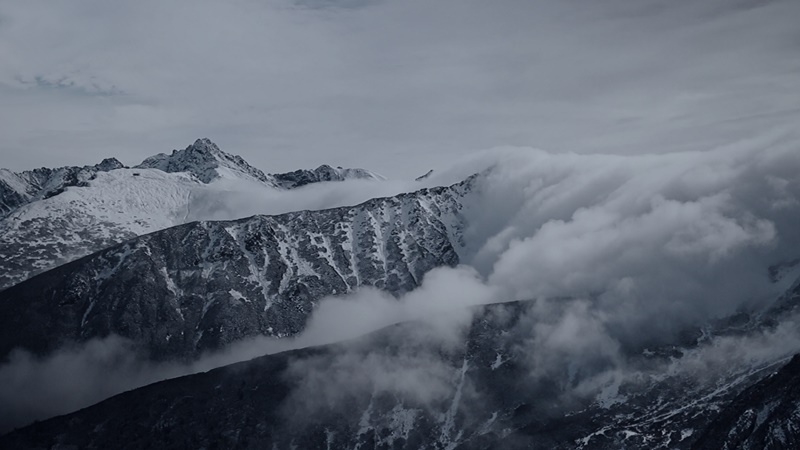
[
  {"left": 0, "top": 179, "right": 471, "bottom": 361},
  {"left": 691, "top": 354, "right": 800, "bottom": 450},
  {"left": 272, "top": 164, "right": 386, "bottom": 189},
  {"left": 4, "top": 300, "right": 800, "bottom": 450},
  {"left": 0, "top": 173, "right": 28, "bottom": 218}
]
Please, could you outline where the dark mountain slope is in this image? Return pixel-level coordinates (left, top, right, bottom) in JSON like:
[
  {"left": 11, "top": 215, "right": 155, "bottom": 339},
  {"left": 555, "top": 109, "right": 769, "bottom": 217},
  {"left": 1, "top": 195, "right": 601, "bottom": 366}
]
[
  {"left": 3, "top": 298, "right": 800, "bottom": 449},
  {"left": 0, "top": 179, "right": 471, "bottom": 361},
  {"left": 691, "top": 354, "right": 800, "bottom": 450}
]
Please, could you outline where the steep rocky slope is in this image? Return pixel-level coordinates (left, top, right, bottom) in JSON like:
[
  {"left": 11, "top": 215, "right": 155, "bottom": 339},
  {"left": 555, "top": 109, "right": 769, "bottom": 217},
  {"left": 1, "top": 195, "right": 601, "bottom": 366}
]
[
  {"left": 691, "top": 355, "right": 800, "bottom": 450},
  {"left": 0, "top": 179, "right": 471, "bottom": 361}
]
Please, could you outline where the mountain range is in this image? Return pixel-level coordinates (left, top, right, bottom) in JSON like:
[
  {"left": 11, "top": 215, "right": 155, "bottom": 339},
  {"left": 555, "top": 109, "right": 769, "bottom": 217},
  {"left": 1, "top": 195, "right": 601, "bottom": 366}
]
[{"left": 1, "top": 139, "right": 800, "bottom": 449}]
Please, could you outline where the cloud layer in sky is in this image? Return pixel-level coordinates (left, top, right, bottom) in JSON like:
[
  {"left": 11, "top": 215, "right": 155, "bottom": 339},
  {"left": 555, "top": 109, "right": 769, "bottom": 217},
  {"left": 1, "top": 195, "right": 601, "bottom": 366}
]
[{"left": 1, "top": 0, "right": 799, "bottom": 177}]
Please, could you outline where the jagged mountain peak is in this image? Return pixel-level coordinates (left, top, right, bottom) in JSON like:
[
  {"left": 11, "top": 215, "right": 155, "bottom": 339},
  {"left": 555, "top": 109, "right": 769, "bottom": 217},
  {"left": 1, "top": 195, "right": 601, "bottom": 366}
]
[
  {"left": 136, "top": 138, "right": 276, "bottom": 185},
  {"left": 93, "top": 157, "right": 125, "bottom": 172}
]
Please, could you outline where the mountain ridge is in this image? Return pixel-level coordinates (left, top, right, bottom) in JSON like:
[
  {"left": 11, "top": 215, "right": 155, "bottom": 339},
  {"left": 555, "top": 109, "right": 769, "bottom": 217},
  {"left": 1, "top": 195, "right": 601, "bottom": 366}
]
[
  {"left": 0, "top": 157, "right": 125, "bottom": 217},
  {"left": 273, "top": 164, "right": 386, "bottom": 189},
  {"left": 0, "top": 176, "right": 473, "bottom": 361}
]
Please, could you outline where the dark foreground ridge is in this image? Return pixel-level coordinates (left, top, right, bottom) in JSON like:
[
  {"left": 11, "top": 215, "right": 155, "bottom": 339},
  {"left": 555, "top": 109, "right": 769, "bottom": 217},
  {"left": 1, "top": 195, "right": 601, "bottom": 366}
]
[{"left": 3, "top": 300, "right": 799, "bottom": 449}]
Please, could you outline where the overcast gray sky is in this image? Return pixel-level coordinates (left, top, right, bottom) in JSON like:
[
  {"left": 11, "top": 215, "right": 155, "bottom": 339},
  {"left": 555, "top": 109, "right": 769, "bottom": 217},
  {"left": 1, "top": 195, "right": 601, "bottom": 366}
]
[{"left": 1, "top": 0, "right": 798, "bottom": 178}]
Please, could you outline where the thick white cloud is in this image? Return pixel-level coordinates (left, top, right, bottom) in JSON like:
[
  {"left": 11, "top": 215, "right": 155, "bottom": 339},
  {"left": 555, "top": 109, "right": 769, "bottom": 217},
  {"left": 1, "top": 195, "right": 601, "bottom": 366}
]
[{"left": 420, "top": 131, "right": 800, "bottom": 338}]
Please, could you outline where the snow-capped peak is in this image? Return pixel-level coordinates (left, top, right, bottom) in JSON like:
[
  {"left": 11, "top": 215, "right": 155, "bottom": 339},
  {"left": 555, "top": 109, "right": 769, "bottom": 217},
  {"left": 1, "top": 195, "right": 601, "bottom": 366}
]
[{"left": 136, "top": 138, "right": 276, "bottom": 186}]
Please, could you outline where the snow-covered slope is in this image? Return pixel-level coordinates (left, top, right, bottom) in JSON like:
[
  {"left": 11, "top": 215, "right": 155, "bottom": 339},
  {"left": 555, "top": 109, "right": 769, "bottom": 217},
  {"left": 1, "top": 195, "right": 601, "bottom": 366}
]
[
  {"left": 0, "top": 178, "right": 472, "bottom": 360},
  {"left": 0, "top": 158, "right": 124, "bottom": 217},
  {"left": 0, "top": 168, "right": 202, "bottom": 290}
]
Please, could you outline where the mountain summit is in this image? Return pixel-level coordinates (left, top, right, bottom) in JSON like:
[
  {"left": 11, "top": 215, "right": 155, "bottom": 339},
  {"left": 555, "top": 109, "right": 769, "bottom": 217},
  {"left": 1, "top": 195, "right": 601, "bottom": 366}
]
[
  {"left": 136, "top": 138, "right": 277, "bottom": 185},
  {"left": 134, "top": 139, "right": 385, "bottom": 188}
]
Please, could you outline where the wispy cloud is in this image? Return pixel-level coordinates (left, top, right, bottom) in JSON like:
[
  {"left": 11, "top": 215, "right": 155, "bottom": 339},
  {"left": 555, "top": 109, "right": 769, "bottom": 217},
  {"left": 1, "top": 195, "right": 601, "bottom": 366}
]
[{"left": 13, "top": 74, "right": 125, "bottom": 97}]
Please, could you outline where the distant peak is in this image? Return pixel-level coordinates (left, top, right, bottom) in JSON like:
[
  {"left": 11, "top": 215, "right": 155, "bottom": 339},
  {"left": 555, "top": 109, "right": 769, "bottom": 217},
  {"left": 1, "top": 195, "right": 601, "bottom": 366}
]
[
  {"left": 136, "top": 139, "right": 274, "bottom": 185},
  {"left": 95, "top": 158, "right": 125, "bottom": 172},
  {"left": 272, "top": 165, "right": 386, "bottom": 189},
  {"left": 186, "top": 138, "right": 222, "bottom": 155}
]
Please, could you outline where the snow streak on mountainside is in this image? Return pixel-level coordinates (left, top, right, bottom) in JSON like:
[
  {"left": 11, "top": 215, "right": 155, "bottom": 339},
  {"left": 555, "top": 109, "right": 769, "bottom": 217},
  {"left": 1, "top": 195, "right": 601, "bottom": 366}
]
[
  {"left": 0, "top": 138, "right": 388, "bottom": 291},
  {"left": 0, "top": 179, "right": 471, "bottom": 360},
  {"left": 692, "top": 354, "right": 800, "bottom": 450}
]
